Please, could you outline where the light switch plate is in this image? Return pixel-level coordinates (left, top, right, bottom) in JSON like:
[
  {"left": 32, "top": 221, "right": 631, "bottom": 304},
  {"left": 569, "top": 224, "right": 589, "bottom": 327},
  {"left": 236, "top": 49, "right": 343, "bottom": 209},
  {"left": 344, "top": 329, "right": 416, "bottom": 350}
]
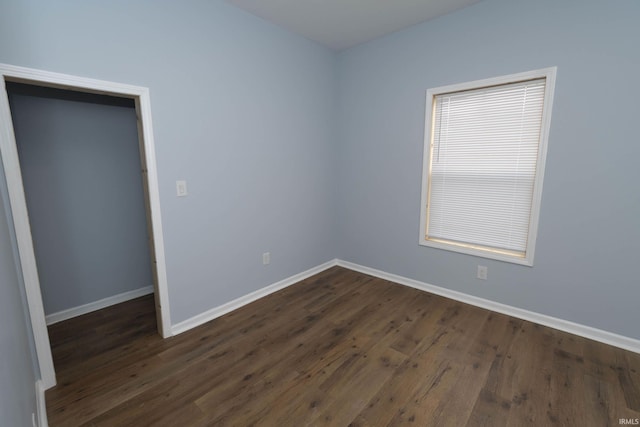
[{"left": 176, "top": 180, "right": 188, "bottom": 197}]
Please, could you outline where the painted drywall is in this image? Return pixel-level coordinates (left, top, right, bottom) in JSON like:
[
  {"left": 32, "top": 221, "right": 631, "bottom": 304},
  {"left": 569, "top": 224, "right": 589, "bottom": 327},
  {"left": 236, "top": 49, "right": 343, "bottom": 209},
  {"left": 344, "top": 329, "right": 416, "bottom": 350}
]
[
  {"left": 0, "top": 0, "right": 337, "bottom": 324},
  {"left": 0, "top": 158, "right": 37, "bottom": 427},
  {"left": 336, "top": 0, "right": 640, "bottom": 339},
  {"left": 7, "top": 84, "right": 154, "bottom": 315}
]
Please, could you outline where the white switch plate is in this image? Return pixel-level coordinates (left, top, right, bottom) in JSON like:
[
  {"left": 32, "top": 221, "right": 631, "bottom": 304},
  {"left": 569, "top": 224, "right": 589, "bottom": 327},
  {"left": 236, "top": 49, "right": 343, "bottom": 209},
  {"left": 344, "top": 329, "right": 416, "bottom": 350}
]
[
  {"left": 477, "top": 265, "right": 488, "bottom": 280},
  {"left": 263, "top": 252, "right": 270, "bottom": 265},
  {"left": 176, "top": 180, "right": 188, "bottom": 197}
]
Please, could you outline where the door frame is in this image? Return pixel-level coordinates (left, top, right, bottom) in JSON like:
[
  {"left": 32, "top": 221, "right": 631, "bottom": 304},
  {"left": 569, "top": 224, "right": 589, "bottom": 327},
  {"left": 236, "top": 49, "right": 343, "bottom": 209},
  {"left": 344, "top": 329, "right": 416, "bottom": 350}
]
[{"left": 0, "top": 63, "right": 172, "bottom": 389}]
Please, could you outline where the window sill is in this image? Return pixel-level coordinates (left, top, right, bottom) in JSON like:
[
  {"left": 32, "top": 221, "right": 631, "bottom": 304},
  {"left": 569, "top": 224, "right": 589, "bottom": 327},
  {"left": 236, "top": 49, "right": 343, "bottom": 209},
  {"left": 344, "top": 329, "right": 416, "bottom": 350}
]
[{"left": 419, "top": 237, "right": 534, "bottom": 266}]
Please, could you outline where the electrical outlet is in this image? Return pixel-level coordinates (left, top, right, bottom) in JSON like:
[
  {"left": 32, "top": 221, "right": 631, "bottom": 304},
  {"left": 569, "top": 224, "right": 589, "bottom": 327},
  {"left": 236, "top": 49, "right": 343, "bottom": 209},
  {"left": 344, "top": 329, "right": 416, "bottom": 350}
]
[
  {"left": 262, "top": 252, "right": 270, "bottom": 265},
  {"left": 477, "top": 265, "right": 488, "bottom": 280},
  {"left": 32, "top": 413, "right": 37, "bottom": 427}
]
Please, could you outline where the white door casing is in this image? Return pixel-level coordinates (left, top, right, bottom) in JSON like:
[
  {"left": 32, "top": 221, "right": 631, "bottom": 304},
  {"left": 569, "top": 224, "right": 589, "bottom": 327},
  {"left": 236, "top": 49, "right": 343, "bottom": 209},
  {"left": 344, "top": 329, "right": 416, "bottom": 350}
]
[{"left": 0, "top": 63, "right": 172, "bottom": 389}]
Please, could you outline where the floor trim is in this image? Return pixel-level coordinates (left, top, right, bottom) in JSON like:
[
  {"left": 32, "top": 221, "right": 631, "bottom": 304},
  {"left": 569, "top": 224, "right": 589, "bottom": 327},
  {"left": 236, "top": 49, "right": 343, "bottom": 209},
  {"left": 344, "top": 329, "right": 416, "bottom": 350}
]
[
  {"left": 45, "top": 286, "right": 154, "bottom": 325},
  {"left": 36, "top": 379, "right": 48, "bottom": 427},
  {"left": 168, "top": 257, "right": 640, "bottom": 354},
  {"left": 337, "top": 260, "right": 640, "bottom": 354},
  {"left": 171, "top": 259, "right": 339, "bottom": 336}
]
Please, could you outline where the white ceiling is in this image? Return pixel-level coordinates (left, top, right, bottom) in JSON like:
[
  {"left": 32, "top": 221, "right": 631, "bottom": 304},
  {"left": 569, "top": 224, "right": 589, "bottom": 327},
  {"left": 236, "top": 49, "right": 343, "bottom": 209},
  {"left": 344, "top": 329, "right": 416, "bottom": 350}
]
[{"left": 227, "top": 0, "right": 482, "bottom": 51}]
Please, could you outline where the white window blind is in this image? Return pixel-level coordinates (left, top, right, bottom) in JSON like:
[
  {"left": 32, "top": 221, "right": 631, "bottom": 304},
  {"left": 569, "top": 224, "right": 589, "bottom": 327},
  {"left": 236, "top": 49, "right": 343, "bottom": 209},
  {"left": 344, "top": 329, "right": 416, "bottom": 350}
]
[{"left": 426, "top": 78, "right": 547, "bottom": 258}]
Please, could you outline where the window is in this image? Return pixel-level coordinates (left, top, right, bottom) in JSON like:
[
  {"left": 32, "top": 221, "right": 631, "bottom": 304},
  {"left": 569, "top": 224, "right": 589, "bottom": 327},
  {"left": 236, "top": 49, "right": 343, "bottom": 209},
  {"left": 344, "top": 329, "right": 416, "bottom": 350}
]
[{"left": 419, "top": 68, "right": 556, "bottom": 266}]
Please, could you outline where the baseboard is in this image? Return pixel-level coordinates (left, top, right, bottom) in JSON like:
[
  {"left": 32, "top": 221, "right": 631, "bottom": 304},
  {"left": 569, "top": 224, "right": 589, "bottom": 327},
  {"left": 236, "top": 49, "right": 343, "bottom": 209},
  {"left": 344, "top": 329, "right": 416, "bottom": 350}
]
[
  {"left": 45, "top": 286, "right": 154, "bottom": 325},
  {"left": 171, "top": 259, "right": 339, "bottom": 336},
  {"left": 336, "top": 260, "right": 640, "bottom": 354},
  {"left": 35, "top": 379, "right": 48, "bottom": 427},
  {"left": 168, "top": 257, "right": 640, "bottom": 353}
]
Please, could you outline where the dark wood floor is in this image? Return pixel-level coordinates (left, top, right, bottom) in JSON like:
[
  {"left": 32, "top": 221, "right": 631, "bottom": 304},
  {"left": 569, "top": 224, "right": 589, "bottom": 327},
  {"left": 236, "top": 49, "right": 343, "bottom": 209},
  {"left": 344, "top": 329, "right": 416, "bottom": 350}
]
[{"left": 46, "top": 267, "right": 640, "bottom": 426}]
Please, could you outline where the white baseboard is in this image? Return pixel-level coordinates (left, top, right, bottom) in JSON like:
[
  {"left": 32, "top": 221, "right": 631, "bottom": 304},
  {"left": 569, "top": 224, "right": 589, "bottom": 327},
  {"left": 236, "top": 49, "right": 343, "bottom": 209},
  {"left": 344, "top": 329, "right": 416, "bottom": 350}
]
[
  {"left": 45, "top": 286, "right": 154, "bottom": 325},
  {"left": 171, "top": 259, "right": 339, "bottom": 335},
  {"left": 336, "top": 260, "right": 640, "bottom": 354},
  {"left": 167, "top": 257, "right": 640, "bottom": 354},
  {"left": 35, "top": 379, "right": 48, "bottom": 427}
]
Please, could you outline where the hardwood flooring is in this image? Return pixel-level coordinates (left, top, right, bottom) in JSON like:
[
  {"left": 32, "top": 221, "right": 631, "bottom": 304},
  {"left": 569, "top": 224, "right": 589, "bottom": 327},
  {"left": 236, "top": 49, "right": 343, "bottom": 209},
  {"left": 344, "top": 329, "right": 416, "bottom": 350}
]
[{"left": 46, "top": 267, "right": 640, "bottom": 426}]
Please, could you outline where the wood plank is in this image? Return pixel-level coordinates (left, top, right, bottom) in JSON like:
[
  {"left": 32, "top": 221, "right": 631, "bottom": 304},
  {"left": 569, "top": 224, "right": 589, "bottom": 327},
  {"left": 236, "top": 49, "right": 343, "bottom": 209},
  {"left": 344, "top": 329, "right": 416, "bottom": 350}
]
[
  {"left": 44, "top": 266, "right": 640, "bottom": 426},
  {"left": 466, "top": 388, "right": 512, "bottom": 427},
  {"left": 502, "top": 322, "right": 558, "bottom": 426}
]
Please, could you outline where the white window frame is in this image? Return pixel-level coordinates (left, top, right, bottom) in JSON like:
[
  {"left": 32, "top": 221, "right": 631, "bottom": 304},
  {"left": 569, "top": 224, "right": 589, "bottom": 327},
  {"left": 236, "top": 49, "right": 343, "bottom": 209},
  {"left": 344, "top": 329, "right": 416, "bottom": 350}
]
[{"left": 419, "top": 67, "right": 557, "bottom": 266}]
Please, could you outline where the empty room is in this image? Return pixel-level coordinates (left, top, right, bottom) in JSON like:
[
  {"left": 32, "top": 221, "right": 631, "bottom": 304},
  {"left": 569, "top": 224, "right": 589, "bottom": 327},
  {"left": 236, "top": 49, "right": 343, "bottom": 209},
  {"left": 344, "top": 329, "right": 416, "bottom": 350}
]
[{"left": 0, "top": 0, "right": 638, "bottom": 426}]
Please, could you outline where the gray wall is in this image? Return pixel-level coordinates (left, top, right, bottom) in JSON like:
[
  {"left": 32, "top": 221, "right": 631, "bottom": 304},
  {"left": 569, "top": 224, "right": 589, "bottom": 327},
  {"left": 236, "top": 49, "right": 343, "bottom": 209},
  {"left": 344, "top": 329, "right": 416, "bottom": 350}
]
[
  {"left": 336, "top": 0, "right": 640, "bottom": 339},
  {"left": 0, "top": 0, "right": 338, "bottom": 324},
  {"left": 8, "top": 85, "right": 154, "bottom": 315},
  {"left": 0, "top": 159, "right": 37, "bottom": 427}
]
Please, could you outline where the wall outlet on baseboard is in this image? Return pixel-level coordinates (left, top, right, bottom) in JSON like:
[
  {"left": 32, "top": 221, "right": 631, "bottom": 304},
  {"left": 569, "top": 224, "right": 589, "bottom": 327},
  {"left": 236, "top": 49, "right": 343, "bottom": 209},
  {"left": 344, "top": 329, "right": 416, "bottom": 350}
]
[
  {"left": 477, "top": 265, "right": 488, "bottom": 280},
  {"left": 263, "top": 252, "right": 270, "bottom": 265}
]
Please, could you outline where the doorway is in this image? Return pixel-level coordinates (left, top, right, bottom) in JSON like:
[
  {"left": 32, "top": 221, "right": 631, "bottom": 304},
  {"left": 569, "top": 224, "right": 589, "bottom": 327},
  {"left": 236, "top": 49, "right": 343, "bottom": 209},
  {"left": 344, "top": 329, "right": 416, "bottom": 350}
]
[{"left": 0, "top": 64, "right": 172, "bottom": 389}]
